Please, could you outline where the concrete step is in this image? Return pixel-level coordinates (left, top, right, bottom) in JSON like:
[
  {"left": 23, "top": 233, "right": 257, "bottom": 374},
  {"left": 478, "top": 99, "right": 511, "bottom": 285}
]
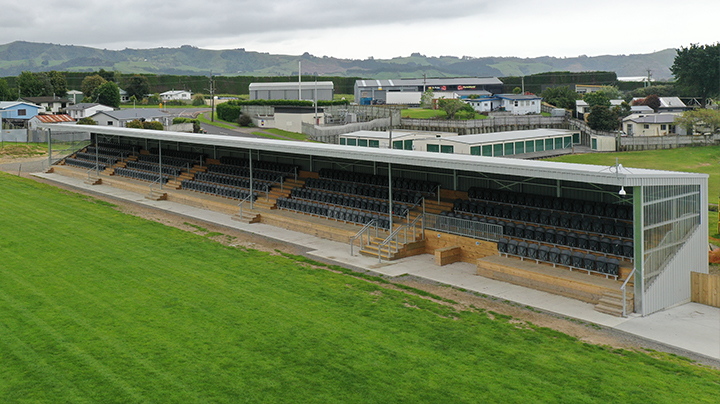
[
  {"left": 84, "top": 177, "right": 102, "bottom": 186},
  {"left": 232, "top": 210, "right": 261, "bottom": 224},
  {"left": 145, "top": 192, "right": 167, "bottom": 201},
  {"left": 594, "top": 290, "right": 633, "bottom": 317}
]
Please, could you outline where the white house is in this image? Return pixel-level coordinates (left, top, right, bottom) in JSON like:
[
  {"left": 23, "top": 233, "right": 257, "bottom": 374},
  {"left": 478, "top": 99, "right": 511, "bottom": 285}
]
[
  {"left": 465, "top": 97, "right": 501, "bottom": 113},
  {"left": 88, "top": 109, "right": 172, "bottom": 128},
  {"left": 66, "top": 103, "right": 115, "bottom": 120},
  {"left": 160, "top": 90, "right": 192, "bottom": 101},
  {"left": 496, "top": 94, "right": 542, "bottom": 115},
  {"left": 623, "top": 113, "right": 684, "bottom": 136},
  {"left": 28, "top": 114, "right": 75, "bottom": 130}
]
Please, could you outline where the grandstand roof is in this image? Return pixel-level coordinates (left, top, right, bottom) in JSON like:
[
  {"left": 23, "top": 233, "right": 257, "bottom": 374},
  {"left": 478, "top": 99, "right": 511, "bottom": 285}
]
[{"left": 39, "top": 123, "right": 707, "bottom": 188}]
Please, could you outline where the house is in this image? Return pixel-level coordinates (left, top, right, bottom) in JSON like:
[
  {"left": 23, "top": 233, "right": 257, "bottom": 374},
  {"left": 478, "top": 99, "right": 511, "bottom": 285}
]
[
  {"left": 160, "top": 90, "right": 192, "bottom": 101},
  {"left": 119, "top": 88, "right": 130, "bottom": 103},
  {"left": 622, "top": 113, "right": 684, "bottom": 136},
  {"left": 465, "top": 96, "right": 501, "bottom": 113},
  {"left": 630, "top": 97, "right": 689, "bottom": 113},
  {"left": 28, "top": 114, "right": 75, "bottom": 130},
  {"left": 66, "top": 103, "right": 115, "bottom": 120},
  {"left": 19, "top": 96, "right": 72, "bottom": 114},
  {"left": 574, "top": 84, "right": 603, "bottom": 94},
  {"left": 88, "top": 109, "right": 172, "bottom": 128},
  {"left": 66, "top": 90, "right": 84, "bottom": 104},
  {"left": 575, "top": 99, "right": 624, "bottom": 120},
  {"left": 0, "top": 101, "right": 41, "bottom": 121},
  {"left": 496, "top": 94, "right": 542, "bottom": 115}
]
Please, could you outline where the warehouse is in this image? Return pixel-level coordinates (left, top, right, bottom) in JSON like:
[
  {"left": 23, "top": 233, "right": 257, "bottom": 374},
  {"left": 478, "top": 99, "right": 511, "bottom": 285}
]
[
  {"left": 249, "top": 81, "right": 334, "bottom": 101},
  {"left": 354, "top": 77, "right": 503, "bottom": 105}
]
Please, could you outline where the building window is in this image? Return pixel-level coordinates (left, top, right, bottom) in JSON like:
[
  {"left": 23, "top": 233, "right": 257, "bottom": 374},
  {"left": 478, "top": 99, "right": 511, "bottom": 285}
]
[
  {"left": 644, "top": 124, "right": 650, "bottom": 129},
  {"left": 107, "top": 121, "right": 113, "bottom": 126},
  {"left": 661, "top": 124, "right": 667, "bottom": 130},
  {"left": 573, "top": 133, "right": 580, "bottom": 144},
  {"left": 18, "top": 109, "right": 26, "bottom": 116},
  {"left": 440, "top": 145, "right": 454, "bottom": 154},
  {"left": 592, "top": 138, "right": 598, "bottom": 150}
]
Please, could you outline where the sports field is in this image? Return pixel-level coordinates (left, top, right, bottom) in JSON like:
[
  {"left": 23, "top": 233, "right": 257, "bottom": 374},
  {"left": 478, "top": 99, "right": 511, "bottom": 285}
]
[{"left": 1, "top": 172, "right": 718, "bottom": 403}]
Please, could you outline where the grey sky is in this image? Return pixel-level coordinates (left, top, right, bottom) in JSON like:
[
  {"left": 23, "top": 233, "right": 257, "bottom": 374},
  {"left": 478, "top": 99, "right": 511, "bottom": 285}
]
[{"left": 1, "top": 0, "right": 716, "bottom": 59}]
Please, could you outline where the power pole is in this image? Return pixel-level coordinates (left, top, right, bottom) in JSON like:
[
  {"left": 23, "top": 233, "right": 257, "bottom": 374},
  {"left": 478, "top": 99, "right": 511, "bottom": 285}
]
[
  {"left": 208, "top": 72, "right": 215, "bottom": 122},
  {"left": 645, "top": 69, "right": 652, "bottom": 88}
]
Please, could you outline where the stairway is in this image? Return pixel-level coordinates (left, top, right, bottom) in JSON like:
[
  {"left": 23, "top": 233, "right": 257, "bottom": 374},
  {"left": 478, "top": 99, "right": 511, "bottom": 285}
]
[
  {"left": 360, "top": 237, "right": 405, "bottom": 260},
  {"left": 232, "top": 208, "right": 261, "bottom": 224},
  {"left": 145, "top": 191, "right": 167, "bottom": 201},
  {"left": 595, "top": 290, "right": 634, "bottom": 317}
]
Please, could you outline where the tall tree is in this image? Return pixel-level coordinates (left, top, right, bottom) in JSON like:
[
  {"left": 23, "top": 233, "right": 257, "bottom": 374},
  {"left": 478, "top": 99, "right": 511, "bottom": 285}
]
[
  {"left": 44, "top": 71, "right": 68, "bottom": 97},
  {"left": 16, "top": 71, "right": 47, "bottom": 97},
  {"left": 0, "top": 78, "right": 17, "bottom": 101},
  {"left": 81, "top": 75, "right": 107, "bottom": 102},
  {"left": 124, "top": 75, "right": 150, "bottom": 100},
  {"left": 587, "top": 105, "right": 618, "bottom": 131},
  {"left": 671, "top": 43, "right": 720, "bottom": 105},
  {"left": 583, "top": 91, "right": 611, "bottom": 108},
  {"left": 437, "top": 98, "right": 465, "bottom": 120},
  {"left": 97, "top": 69, "right": 116, "bottom": 82},
  {"left": 674, "top": 109, "right": 720, "bottom": 134},
  {"left": 540, "top": 86, "right": 579, "bottom": 110},
  {"left": 94, "top": 81, "right": 120, "bottom": 108}
]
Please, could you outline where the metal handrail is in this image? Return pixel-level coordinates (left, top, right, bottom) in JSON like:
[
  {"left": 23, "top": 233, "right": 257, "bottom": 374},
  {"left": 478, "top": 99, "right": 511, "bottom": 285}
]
[
  {"left": 263, "top": 174, "right": 285, "bottom": 201},
  {"left": 406, "top": 213, "right": 424, "bottom": 242},
  {"left": 350, "top": 219, "right": 378, "bottom": 256},
  {"left": 148, "top": 175, "right": 164, "bottom": 199},
  {"left": 621, "top": 268, "right": 636, "bottom": 317},
  {"left": 237, "top": 192, "right": 255, "bottom": 217},
  {"left": 378, "top": 224, "right": 407, "bottom": 263}
]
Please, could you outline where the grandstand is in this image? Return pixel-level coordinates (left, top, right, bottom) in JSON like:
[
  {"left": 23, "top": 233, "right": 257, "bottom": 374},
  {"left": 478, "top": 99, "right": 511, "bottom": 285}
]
[{"left": 40, "top": 123, "right": 708, "bottom": 317}]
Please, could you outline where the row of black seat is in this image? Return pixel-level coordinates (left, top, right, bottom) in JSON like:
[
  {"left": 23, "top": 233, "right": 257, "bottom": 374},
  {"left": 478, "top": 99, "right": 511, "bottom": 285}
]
[
  {"left": 451, "top": 200, "right": 632, "bottom": 239},
  {"left": 126, "top": 161, "right": 181, "bottom": 177},
  {"left": 137, "top": 153, "right": 195, "bottom": 169},
  {"left": 276, "top": 197, "right": 392, "bottom": 230},
  {"left": 149, "top": 148, "right": 204, "bottom": 162},
  {"left": 441, "top": 211, "right": 633, "bottom": 259},
  {"left": 304, "top": 177, "right": 422, "bottom": 204},
  {"left": 194, "top": 172, "right": 270, "bottom": 192},
  {"left": 290, "top": 188, "right": 410, "bottom": 217},
  {"left": 497, "top": 238, "right": 620, "bottom": 276},
  {"left": 467, "top": 187, "right": 631, "bottom": 221},
  {"left": 65, "top": 158, "right": 105, "bottom": 171},
  {"left": 97, "top": 142, "right": 138, "bottom": 153},
  {"left": 207, "top": 164, "right": 284, "bottom": 182},
  {"left": 181, "top": 179, "right": 258, "bottom": 201},
  {"left": 75, "top": 152, "right": 117, "bottom": 166},
  {"left": 115, "top": 167, "right": 168, "bottom": 183},
  {"left": 86, "top": 146, "right": 130, "bottom": 158},
  {"left": 220, "top": 156, "right": 299, "bottom": 174},
  {"left": 318, "top": 168, "right": 439, "bottom": 194}
]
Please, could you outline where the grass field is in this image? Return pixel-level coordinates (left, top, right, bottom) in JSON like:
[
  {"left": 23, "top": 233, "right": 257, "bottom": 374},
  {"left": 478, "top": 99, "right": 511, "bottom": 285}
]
[
  {"left": 1, "top": 172, "right": 719, "bottom": 403},
  {"left": 545, "top": 146, "right": 720, "bottom": 239},
  {"left": 401, "top": 108, "right": 487, "bottom": 120}
]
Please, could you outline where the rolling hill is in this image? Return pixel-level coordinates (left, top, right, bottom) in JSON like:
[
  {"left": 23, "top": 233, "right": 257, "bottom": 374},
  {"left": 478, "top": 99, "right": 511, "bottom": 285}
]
[{"left": 0, "top": 41, "right": 677, "bottom": 80}]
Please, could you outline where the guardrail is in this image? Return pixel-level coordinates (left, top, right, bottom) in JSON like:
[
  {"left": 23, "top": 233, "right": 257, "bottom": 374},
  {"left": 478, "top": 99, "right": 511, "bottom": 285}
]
[
  {"left": 350, "top": 219, "right": 378, "bottom": 256},
  {"left": 621, "top": 268, "right": 636, "bottom": 317},
  {"left": 424, "top": 213, "right": 503, "bottom": 242}
]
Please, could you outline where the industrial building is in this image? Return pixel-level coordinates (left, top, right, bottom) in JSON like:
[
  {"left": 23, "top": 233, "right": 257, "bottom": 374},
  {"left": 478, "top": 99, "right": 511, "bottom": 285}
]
[
  {"left": 249, "top": 81, "right": 334, "bottom": 101},
  {"left": 354, "top": 77, "right": 503, "bottom": 105}
]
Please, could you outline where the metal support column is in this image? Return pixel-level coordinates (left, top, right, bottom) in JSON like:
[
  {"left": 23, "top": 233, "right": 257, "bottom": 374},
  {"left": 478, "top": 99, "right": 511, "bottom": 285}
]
[
  {"left": 159, "top": 140, "right": 163, "bottom": 190},
  {"left": 633, "top": 185, "right": 644, "bottom": 315},
  {"left": 47, "top": 128, "right": 52, "bottom": 167},
  {"left": 249, "top": 150, "right": 254, "bottom": 209}
]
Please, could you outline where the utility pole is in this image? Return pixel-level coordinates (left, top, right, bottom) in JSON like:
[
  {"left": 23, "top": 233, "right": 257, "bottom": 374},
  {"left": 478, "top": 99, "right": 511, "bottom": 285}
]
[
  {"left": 208, "top": 72, "right": 215, "bottom": 122},
  {"left": 645, "top": 69, "right": 652, "bottom": 88}
]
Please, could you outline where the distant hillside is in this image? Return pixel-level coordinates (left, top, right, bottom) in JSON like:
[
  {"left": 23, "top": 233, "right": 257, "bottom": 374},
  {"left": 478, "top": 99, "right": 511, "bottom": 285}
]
[{"left": 0, "top": 41, "right": 677, "bottom": 80}]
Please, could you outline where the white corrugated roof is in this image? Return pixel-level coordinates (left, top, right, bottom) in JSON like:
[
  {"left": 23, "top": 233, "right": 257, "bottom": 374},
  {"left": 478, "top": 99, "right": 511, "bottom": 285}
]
[{"left": 38, "top": 123, "right": 707, "bottom": 187}]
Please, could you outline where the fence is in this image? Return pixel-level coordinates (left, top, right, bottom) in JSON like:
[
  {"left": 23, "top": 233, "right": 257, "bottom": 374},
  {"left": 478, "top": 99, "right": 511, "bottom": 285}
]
[
  {"left": 691, "top": 272, "right": 720, "bottom": 308},
  {"left": 424, "top": 213, "right": 503, "bottom": 242},
  {"left": 1, "top": 129, "right": 27, "bottom": 142},
  {"left": 620, "top": 134, "right": 720, "bottom": 151},
  {"left": 303, "top": 117, "right": 391, "bottom": 143},
  {"left": 401, "top": 116, "right": 567, "bottom": 135}
]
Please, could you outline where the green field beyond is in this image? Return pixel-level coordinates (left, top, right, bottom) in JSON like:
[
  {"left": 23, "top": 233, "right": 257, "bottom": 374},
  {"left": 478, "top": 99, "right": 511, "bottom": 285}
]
[
  {"left": 545, "top": 146, "right": 720, "bottom": 238},
  {"left": 0, "top": 173, "right": 718, "bottom": 403}
]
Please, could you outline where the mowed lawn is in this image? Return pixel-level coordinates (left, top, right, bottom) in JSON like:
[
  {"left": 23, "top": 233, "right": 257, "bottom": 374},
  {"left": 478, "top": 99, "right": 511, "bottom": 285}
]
[
  {"left": 0, "top": 173, "right": 718, "bottom": 403},
  {"left": 545, "top": 146, "right": 720, "bottom": 238}
]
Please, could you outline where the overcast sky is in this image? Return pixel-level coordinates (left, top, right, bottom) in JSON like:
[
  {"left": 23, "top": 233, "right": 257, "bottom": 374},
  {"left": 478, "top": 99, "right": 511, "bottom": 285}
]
[{"left": 1, "top": 0, "right": 716, "bottom": 59}]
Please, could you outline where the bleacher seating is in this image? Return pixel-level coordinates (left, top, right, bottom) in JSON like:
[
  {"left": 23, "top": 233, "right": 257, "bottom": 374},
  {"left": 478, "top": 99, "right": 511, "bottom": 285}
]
[
  {"left": 114, "top": 167, "right": 169, "bottom": 184},
  {"left": 64, "top": 158, "right": 105, "bottom": 171},
  {"left": 194, "top": 172, "right": 271, "bottom": 192},
  {"left": 318, "top": 168, "right": 439, "bottom": 195},
  {"left": 276, "top": 197, "right": 391, "bottom": 229},
  {"left": 149, "top": 148, "right": 204, "bottom": 162},
  {"left": 181, "top": 179, "right": 257, "bottom": 201},
  {"left": 126, "top": 161, "right": 181, "bottom": 177},
  {"left": 137, "top": 154, "right": 195, "bottom": 169},
  {"left": 220, "top": 156, "right": 299, "bottom": 175},
  {"left": 74, "top": 152, "right": 118, "bottom": 167}
]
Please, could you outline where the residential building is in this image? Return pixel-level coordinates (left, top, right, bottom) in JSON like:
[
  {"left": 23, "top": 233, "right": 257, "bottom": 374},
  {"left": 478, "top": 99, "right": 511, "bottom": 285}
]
[
  {"left": 28, "top": 114, "right": 75, "bottom": 130},
  {"left": 249, "top": 82, "right": 334, "bottom": 101},
  {"left": 0, "top": 101, "right": 41, "bottom": 121},
  {"left": 623, "top": 113, "right": 684, "bottom": 136},
  {"left": 66, "top": 103, "right": 115, "bottom": 120},
  {"left": 19, "top": 96, "right": 72, "bottom": 114},
  {"left": 88, "top": 109, "right": 172, "bottom": 128},
  {"left": 496, "top": 94, "right": 542, "bottom": 115},
  {"left": 160, "top": 90, "right": 192, "bottom": 101}
]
